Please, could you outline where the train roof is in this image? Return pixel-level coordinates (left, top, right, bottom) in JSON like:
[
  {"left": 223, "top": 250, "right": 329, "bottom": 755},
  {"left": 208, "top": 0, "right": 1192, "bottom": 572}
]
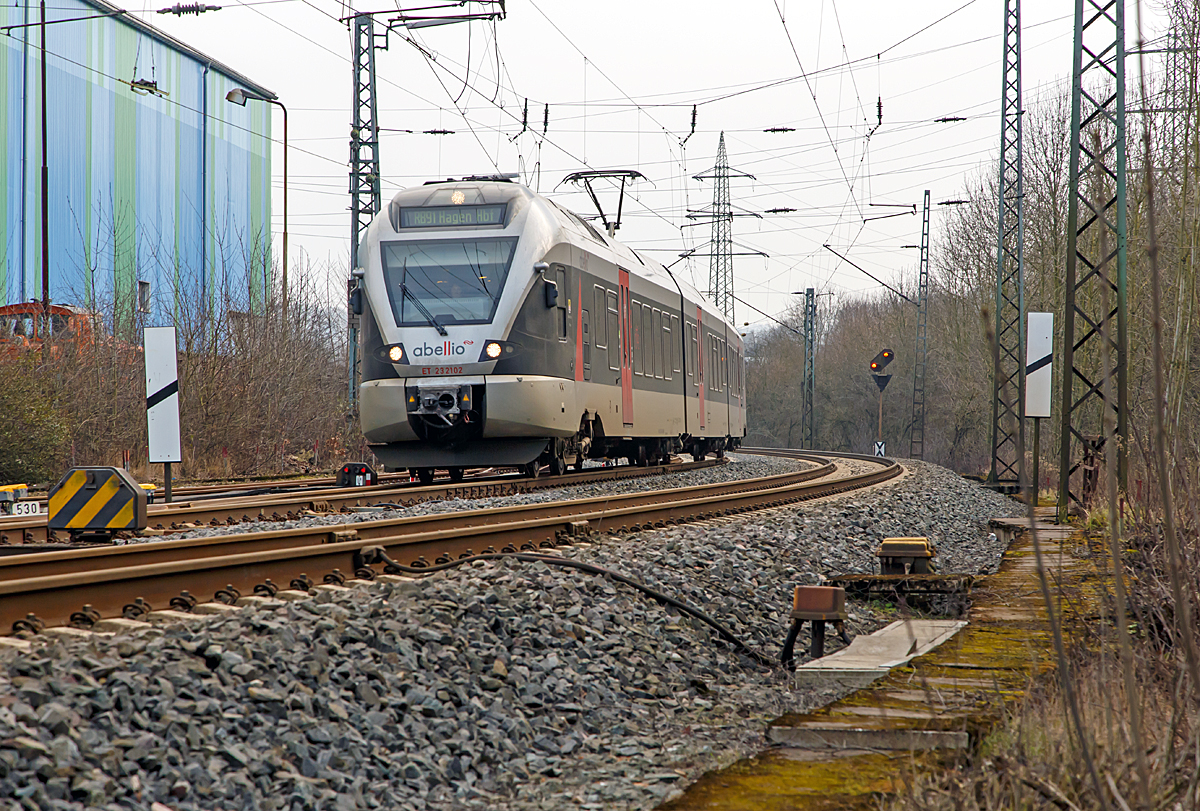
[{"left": 387, "top": 179, "right": 713, "bottom": 317}]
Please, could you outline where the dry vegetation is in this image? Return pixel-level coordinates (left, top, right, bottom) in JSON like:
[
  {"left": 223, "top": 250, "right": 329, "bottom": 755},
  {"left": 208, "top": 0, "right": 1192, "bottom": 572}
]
[
  {"left": 0, "top": 260, "right": 362, "bottom": 486},
  {"left": 873, "top": 5, "right": 1200, "bottom": 808}
]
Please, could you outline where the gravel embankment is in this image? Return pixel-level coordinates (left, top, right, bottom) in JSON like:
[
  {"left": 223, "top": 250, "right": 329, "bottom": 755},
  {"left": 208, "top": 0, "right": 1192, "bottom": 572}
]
[{"left": 0, "top": 457, "right": 1023, "bottom": 810}]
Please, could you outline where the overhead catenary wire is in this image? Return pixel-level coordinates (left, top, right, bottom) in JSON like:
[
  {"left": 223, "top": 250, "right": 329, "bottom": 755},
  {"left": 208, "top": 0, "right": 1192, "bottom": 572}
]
[{"left": 133, "top": 0, "right": 1115, "bottom": 317}]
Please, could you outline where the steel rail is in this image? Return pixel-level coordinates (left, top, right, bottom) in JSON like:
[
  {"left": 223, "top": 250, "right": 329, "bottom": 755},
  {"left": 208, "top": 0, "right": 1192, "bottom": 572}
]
[
  {"left": 0, "top": 458, "right": 835, "bottom": 582},
  {"left": 0, "top": 459, "right": 719, "bottom": 544},
  {"left": 0, "top": 451, "right": 901, "bottom": 633}
]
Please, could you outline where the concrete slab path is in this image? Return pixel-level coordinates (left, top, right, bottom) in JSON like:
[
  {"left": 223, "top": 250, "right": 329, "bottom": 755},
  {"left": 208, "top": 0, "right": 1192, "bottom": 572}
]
[{"left": 657, "top": 506, "right": 1092, "bottom": 811}]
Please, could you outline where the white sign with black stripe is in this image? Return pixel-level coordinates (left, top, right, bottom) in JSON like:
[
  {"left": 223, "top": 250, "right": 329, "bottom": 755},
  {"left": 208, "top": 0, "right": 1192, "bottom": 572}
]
[
  {"left": 1026, "top": 312, "right": 1054, "bottom": 419},
  {"left": 874, "top": 441, "right": 886, "bottom": 457},
  {"left": 144, "top": 326, "right": 182, "bottom": 463}
]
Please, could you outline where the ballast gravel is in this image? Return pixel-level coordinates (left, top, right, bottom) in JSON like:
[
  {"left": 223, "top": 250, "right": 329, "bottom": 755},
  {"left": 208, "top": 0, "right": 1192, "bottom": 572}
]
[{"left": 0, "top": 457, "right": 1024, "bottom": 811}]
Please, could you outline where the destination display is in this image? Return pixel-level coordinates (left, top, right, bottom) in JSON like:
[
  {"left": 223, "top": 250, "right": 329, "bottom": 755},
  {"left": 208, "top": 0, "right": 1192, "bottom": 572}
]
[{"left": 399, "top": 204, "right": 506, "bottom": 229}]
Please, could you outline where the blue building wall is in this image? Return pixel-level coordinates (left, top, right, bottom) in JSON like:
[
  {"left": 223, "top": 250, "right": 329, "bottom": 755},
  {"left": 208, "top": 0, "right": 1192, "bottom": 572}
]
[{"left": 0, "top": 0, "right": 272, "bottom": 329}]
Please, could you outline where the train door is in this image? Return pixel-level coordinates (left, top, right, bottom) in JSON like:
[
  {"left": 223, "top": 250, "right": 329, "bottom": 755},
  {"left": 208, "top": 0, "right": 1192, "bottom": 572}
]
[{"left": 619, "top": 269, "right": 634, "bottom": 428}]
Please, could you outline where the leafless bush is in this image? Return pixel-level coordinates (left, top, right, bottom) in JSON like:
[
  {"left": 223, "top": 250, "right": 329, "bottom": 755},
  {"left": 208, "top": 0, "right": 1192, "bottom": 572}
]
[{"left": 0, "top": 252, "right": 362, "bottom": 485}]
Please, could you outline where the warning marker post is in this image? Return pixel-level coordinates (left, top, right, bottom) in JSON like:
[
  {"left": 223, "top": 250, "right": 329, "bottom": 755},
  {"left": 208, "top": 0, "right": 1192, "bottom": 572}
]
[{"left": 144, "top": 326, "right": 182, "bottom": 503}]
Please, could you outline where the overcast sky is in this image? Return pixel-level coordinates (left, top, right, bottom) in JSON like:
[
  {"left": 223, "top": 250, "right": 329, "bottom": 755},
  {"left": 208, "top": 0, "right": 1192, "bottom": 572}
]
[{"left": 144, "top": 0, "right": 1170, "bottom": 327}]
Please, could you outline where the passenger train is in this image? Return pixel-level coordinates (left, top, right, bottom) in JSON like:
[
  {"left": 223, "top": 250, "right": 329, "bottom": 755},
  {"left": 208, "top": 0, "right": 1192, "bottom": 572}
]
[{"left": 353, "top": 176, "right": 746, "bottom": 483}]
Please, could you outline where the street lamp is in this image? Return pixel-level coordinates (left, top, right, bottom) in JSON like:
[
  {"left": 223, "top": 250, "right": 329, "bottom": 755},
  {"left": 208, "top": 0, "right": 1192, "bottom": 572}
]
[{"left": 226, "top": 87, "right": 288, "bottom": 318}]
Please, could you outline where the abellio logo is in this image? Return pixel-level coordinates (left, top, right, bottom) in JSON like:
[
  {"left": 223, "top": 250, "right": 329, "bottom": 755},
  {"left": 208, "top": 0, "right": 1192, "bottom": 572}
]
[{"left": 411, "top": 341, "right": 469, "bottom": 358}]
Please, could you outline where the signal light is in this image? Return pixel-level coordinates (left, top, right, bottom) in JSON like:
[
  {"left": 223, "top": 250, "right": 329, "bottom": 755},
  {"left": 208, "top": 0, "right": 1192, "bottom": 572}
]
[
  {"left": 870, "top": 348, "right": 894, "bottom": 391},
  {"left": 870, "top": 348, "right": 894, "bottom": 371}
]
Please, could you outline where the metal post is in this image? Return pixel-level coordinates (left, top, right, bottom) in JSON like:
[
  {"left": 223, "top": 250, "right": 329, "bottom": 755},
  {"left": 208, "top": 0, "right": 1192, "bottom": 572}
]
[
  {"left": 163, "top": 461, "right": 172, "bottom": 504},
  {"left": 39, "top": 0, "right": 49, "bottom": 359},
  {"left": 1031, "top": 417, "right": 1040, "bottom": 500},
  {"left": 1058, "top": 0, "right": 1128, "bottom": 521},
  {"left": 348, "top": 12, "right": 382, "bottom": 412},
  {"left": 909, "top": 190, "right": 930, "bottom": 459},
  {"left": 802, "top": 287, "right": 816, "bottom": 450},
  {"left": 990, "top": 0, "right": 1025, "bottom": 485},
  {"left": 276, "top": 99, "right": 288, "bottom": 320},
  {"left": 878, "top": 388, "right": 884, "bottom": 445}
]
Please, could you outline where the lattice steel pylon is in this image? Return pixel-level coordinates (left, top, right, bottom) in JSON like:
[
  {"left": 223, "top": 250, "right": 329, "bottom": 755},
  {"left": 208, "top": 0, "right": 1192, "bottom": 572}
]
[
  {"left": 345, "top": 3, "right": 505, "bottom": 412},
  {"left": 910, "top": 190, "right": 931, "bottom": 460},
  {"left": 692, "top": 133, "right": 756, "bottom": 322},
  {"left": 347, "top": 13, "right": 384, "bottom": 411},
  {"left": 989, "top": 0, "right": 1026, "bottom": 485},
  {"left": 1163, "top": 6, "right": 1198, "bottom": 174},
  {"left": 1058, "top": 0, "right": 1128, "bottom": 521},
  {"left": 802, "top": 287, "right": 816, "bottom": 450}
]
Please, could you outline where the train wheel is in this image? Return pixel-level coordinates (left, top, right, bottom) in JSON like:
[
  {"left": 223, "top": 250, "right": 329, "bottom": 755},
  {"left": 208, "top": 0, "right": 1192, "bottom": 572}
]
[
  {"left": 448, "top": 467, "right": 464, "bottom": 483},
  {"left": 417, "top": 468, "right": 435, "bottom": 486},
  {"left": 524, "top": 461, "right": 541, "bottom": 478},
  {"left": 550, "top": 455, "right": 566, "bottom": 476}
]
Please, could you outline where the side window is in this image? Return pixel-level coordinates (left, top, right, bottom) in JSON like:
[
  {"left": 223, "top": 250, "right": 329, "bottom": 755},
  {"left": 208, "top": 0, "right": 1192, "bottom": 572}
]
[
  {"left": 670, "top": 315, "right": 681, "bottom": 375},
  {"left": 594, "top": 286, "right": 607, "bottom": 349},
  {"left": 721, "top": 339, "right": 729, "bottom": 389},
  {"left": 705, "top": 333, "right": 715, "bottom": 388},
  {"left": 582, "top": 310, "right": 591, "bottom": 366},
  {"left": 555, "top": 267, "right": 568, "bottom": 340},
  {"left": 652, "top": 309, "right": 663, "bottom": 379},
  {"left": 632, "top": 298, "right": 643, "bottom": 375},
  {"left": 607, "top": 291, "right": 619, "bottom": 371},
  {"left": 642, "top": 305, "right": 653, "bottom": 378}
]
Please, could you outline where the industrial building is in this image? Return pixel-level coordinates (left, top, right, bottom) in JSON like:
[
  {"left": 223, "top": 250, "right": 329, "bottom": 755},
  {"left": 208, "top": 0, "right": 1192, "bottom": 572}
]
[{"left": 0, "top": 0, "right": 273, "bottom": 330}]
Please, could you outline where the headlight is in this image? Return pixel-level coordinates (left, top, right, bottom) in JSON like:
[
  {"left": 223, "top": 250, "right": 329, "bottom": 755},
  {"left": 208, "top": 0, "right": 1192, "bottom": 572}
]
[
  {"left": 485, "top": 341, "right": 502, "bottom": 359},
  {"left": 388, "top": 346, "right": 404, "bottom": 362}
]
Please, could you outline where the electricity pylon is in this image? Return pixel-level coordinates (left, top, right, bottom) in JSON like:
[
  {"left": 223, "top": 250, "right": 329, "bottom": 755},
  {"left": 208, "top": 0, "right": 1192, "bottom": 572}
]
[
  {"left": 690, "top": 133, "right": 759, "bottom": 323},
  {"left": 1058, "top": 0, "right": 1128, "bottom": 520},
  {"left": 910, "top": 190, "right": 931, "bottom": 460},
  {"left": 989, "top": 0, "right": 1025, "bottom": 485}
]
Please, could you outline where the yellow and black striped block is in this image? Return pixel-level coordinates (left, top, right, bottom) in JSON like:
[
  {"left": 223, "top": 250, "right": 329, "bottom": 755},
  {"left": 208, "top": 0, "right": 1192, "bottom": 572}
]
[
  {"left": 0, "top": 484, "right": 28, "bottom": 503},
  {"left": 48, "top": 468, "right": 148, "bottom": 532}
]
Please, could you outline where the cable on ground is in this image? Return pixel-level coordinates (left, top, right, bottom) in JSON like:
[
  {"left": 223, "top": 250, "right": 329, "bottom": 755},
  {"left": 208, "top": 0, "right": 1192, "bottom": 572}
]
[{"left": 360, "top": 546, "right": 779, "bottom": 669}]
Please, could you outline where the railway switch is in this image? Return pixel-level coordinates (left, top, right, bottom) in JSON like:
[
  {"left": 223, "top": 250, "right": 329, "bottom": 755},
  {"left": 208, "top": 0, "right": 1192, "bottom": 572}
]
[
  {"left": 48, "top": 467, "right": 149, "bottom": 538},
  {"left": 878, "top": 537, "right": 936, "bottom": 575},
  {"left": 337, "top": 463, "right": 378, "bottom": 487},
  {"left": 783, "top": 585, "right": 852, "bottom": 665}
]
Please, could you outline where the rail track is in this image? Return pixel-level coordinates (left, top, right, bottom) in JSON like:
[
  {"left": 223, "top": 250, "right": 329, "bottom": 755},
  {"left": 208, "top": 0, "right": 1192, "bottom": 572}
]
[
  {"left": 0, "top": 450, "right": 902, "bottom": 636},
  {"left": 0, "top": 459, "right": 719, "bottom": 544}
]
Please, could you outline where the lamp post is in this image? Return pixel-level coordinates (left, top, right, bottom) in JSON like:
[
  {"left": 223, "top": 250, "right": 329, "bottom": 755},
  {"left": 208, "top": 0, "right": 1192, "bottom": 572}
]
[
  {"left": 39, "top": 0, "right": 49, "bottom": 359},
  {"left": 226, "top": 87, "right": 288, "bottom": 319}
]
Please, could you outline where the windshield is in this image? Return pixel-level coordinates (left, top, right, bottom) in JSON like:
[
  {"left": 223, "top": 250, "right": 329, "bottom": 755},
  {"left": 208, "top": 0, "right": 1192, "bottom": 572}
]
[{"left": 381, "top": 238, "right": 518, "bottom": 327}]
